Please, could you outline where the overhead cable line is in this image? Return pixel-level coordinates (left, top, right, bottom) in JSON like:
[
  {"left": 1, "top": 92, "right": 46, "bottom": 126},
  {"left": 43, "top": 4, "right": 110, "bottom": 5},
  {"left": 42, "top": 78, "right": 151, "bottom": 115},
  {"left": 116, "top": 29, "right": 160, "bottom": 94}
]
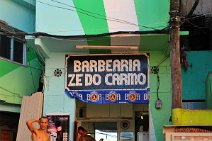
[
  {"left": 49, "top": 0, "right": 140, "bottom": 26},
  {"left": 187, "top": 0, "right": 200, "bottom": 17},
  {"left": 0, "top": 29, "right": 169, "bottom": 39},
  {"left": 37, "top": 1, "right": 138, "bottom": 26},
  {"left": 185, "top": 10, "right": 212, "bottom": 20}
]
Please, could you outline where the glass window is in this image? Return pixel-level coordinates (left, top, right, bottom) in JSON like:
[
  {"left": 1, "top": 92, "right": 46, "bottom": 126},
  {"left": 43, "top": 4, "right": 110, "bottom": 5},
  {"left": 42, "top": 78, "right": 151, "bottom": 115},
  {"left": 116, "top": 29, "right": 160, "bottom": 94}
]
[
  {"left": 95, "top": 122, "right": 117, "bottom": 141},
  {"left": 95, "top": 130, "right": 117, "bottom": 141},
  {"left": 0, "top": 34, "right": 26, "bottom": 65},
  {"left": 0, "top": 35, "right": 11, "bottom": 59},
  {"left": 14, "top": 39, "right": 23, "bottom": 64},
  {"left": 120, "top": 132, "right": 134, "bottom": 141}
]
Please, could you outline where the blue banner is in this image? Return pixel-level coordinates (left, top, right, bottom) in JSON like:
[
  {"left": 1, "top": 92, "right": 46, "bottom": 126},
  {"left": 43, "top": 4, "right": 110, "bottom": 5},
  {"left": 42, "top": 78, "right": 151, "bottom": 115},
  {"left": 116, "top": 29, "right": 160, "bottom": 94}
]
[{"left": 65, "top": 54, "right": 150, "bottom": 104}]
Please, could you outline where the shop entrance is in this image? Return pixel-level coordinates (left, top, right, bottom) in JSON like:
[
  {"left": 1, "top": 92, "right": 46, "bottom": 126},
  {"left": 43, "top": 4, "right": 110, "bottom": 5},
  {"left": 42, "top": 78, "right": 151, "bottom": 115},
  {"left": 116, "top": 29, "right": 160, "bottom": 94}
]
[{"left": 76, "top": 100, "right": 149, "bottom": 141}]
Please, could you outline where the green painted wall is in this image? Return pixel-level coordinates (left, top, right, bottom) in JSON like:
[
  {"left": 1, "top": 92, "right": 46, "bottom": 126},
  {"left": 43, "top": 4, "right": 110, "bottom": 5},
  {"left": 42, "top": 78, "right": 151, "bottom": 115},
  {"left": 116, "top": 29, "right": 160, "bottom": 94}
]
[
  {"left": 0, "top": 45, "right": 43, "bottom": 104},
  {"left": 149, "top": 51, "right": 172, "bottom": 141},
  {"left": 182, "top": 51, "right": 212, "bottom": 100},
  {"left": 135, "top": 0, "right": 169, "bottom": 31},
  {"left": 72, "top": 0, "right": 109, "bottom": 35}
]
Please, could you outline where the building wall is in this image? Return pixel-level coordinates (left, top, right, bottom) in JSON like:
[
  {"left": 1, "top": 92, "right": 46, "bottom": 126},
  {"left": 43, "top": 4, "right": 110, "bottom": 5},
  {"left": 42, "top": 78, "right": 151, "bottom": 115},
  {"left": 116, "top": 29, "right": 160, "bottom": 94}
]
[
  {"left": 0, "top": 0, "right": 41, "bottom": 106},
  {"left": 182, "top": 51, "right": 212, "bottom": 100},
  {"left": 43, "top": 52, "right": 76, "bottom": 140},
  {"left": 0, "top": 1, "right": 41, "bottom": 140},
  {"left": 35, "top": 1, "right": 171, "bottom": 140},
  {"left": 36, "top": 0, "right": 169, "bottom": 35},
  {"left": 0, "top": 0, "right": 35, "bottom": 32},
  {"left": 149, "top": 51, "right": 172, "bottom": 141}
]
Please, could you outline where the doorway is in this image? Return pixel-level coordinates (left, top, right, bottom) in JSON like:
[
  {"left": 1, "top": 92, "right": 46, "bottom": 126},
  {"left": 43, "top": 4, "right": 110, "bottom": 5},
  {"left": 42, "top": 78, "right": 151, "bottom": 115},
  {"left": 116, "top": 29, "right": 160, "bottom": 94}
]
[
  {"left": 135, "top": 111, "right": 149, "bottom": 141},
  {"left": 76, "top": 100, "right": 149, "bottom": 141}
]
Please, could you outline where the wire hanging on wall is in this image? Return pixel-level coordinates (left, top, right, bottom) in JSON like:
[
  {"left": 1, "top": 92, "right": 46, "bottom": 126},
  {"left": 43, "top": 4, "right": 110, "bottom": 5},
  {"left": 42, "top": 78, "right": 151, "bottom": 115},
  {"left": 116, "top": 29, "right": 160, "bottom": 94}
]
[{"left": 151, "top": 66, "right": 162, "bottom": 109}]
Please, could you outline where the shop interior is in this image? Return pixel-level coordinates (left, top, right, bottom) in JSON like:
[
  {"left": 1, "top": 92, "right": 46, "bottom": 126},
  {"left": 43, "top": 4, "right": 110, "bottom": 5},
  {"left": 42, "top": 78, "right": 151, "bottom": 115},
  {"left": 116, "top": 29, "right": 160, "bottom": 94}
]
[{"left": 76, "top": 100, "right": 149, "bottom": 141}]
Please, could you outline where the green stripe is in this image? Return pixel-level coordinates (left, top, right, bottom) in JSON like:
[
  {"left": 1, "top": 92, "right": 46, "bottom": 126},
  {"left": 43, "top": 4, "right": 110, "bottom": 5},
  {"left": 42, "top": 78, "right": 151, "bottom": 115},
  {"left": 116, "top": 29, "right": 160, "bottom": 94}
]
[
  {"left": 73, "top": 0, "right": 111, "bottom": 52},
  {"left": 135, "top": 0, "right": 169, "bottom": 31},
  {"left": 0, "top": 61, "right": 19, "bottom": 77},
  {"left": 73, "top": 0, "right": 109, "bottom": 35}
]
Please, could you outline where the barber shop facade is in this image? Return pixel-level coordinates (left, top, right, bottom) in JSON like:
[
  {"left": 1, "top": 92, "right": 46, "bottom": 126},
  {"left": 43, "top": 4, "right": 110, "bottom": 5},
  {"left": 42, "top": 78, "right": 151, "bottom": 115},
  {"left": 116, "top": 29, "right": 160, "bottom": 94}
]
[
  {"left": 33, "top": 0, "right": 170, "bottom": 141},
  {"left": 66, "top": 54, "right": 149, "bottom": 104}
]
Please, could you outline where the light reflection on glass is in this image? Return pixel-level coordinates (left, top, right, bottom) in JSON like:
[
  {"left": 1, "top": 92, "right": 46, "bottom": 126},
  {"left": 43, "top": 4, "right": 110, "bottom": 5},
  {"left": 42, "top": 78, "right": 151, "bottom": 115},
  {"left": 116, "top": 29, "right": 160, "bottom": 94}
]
[{"left": 95, "top": 129, "right": 117, "bottom": 141}]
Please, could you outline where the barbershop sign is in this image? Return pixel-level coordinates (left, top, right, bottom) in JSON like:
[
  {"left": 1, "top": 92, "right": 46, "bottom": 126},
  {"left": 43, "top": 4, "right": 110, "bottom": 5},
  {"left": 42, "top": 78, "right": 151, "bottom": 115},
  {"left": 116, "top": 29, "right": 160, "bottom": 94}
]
[{"left": 65, "top": 54, "right": 150, "bottom": 104}]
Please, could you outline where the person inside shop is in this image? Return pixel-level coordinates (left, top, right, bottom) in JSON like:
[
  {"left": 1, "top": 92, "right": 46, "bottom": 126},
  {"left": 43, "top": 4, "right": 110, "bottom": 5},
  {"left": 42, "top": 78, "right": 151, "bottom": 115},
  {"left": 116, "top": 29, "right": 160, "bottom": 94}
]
[
  {"left": 26, "top": 117, "right": 50, "bottom": 141},
  {"left": 78, "top": 126, "right": 96, "bottom": 141}
]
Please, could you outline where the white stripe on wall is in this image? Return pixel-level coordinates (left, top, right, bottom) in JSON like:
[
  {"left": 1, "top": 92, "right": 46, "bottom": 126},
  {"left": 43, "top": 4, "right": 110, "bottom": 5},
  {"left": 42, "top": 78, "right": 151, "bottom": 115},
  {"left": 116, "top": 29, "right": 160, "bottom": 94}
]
[{"left": 103, "top": 0, "right": 139, "bottom": 33}]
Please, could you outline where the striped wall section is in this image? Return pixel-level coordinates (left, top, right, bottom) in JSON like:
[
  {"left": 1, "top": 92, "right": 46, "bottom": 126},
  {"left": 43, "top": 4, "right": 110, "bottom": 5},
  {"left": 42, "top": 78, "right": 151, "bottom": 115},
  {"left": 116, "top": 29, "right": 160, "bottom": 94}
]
[
  {"left": 36, "top": 0, "right": 169, "bottom": 53},
  {"left": 36, "top": 0, "right": 169, "bottom": 34}
]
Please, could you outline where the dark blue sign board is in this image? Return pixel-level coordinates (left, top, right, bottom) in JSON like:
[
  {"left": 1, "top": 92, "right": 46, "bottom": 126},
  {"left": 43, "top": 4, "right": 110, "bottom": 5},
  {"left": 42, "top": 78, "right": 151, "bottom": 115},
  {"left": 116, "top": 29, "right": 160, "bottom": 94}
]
[{"left": 65, "top": 54, "right": 150, "bottom": 104}]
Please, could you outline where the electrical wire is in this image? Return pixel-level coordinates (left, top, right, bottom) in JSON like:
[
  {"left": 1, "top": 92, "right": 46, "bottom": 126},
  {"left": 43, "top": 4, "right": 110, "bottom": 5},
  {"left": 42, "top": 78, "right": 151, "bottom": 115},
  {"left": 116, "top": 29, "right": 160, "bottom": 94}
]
[
  {"left": 0, "top": 29, "right": 169, "bottom": 40},
  {"left": 187, "top": 0, "right": 200, "bottom": 17},
  {"left": 1, "top": 0, "right": 169, "bottom": 38},
  {"left": 180, "top": 11, "right": 212, "bottom": 31},
  {"left": 28, "top": 24, "right": 168, "bottom": 34},
  {"left": 156, "top": 73, "right": 160, "bottom": 100},
  {"left": 1, "top": 1, "right": 211, "bottom": 39},
  {"left": 49, "top": 0, "right": 140, "bottom": 26},
  {"left": 50, "top": 0, "right": 169, "bottom": 31},
  {"left": 3, "top": 1, "right": 209, "bottom": 40},
  {"left": 186, "top": 19, "right": 208, "bottom": 29},
  {"left": 156, "top": 56, "right": 169, "bottom": 68},
  {"left": 154, "top": 47, "right": 170, "bottom": 100},
  {"left": 185, "top": 10, "right": 212, "bottom": 20},
  {"left": 37, "top": 1, "right": 138, "bottom": 27}
]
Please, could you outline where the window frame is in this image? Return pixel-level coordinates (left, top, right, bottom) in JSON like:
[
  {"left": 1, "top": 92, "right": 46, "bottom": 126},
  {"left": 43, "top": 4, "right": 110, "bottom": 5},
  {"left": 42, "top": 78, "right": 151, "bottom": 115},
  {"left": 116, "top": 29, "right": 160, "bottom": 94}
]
[{"left": 0, "top": 34, "right": 27, "bottom": 65}]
